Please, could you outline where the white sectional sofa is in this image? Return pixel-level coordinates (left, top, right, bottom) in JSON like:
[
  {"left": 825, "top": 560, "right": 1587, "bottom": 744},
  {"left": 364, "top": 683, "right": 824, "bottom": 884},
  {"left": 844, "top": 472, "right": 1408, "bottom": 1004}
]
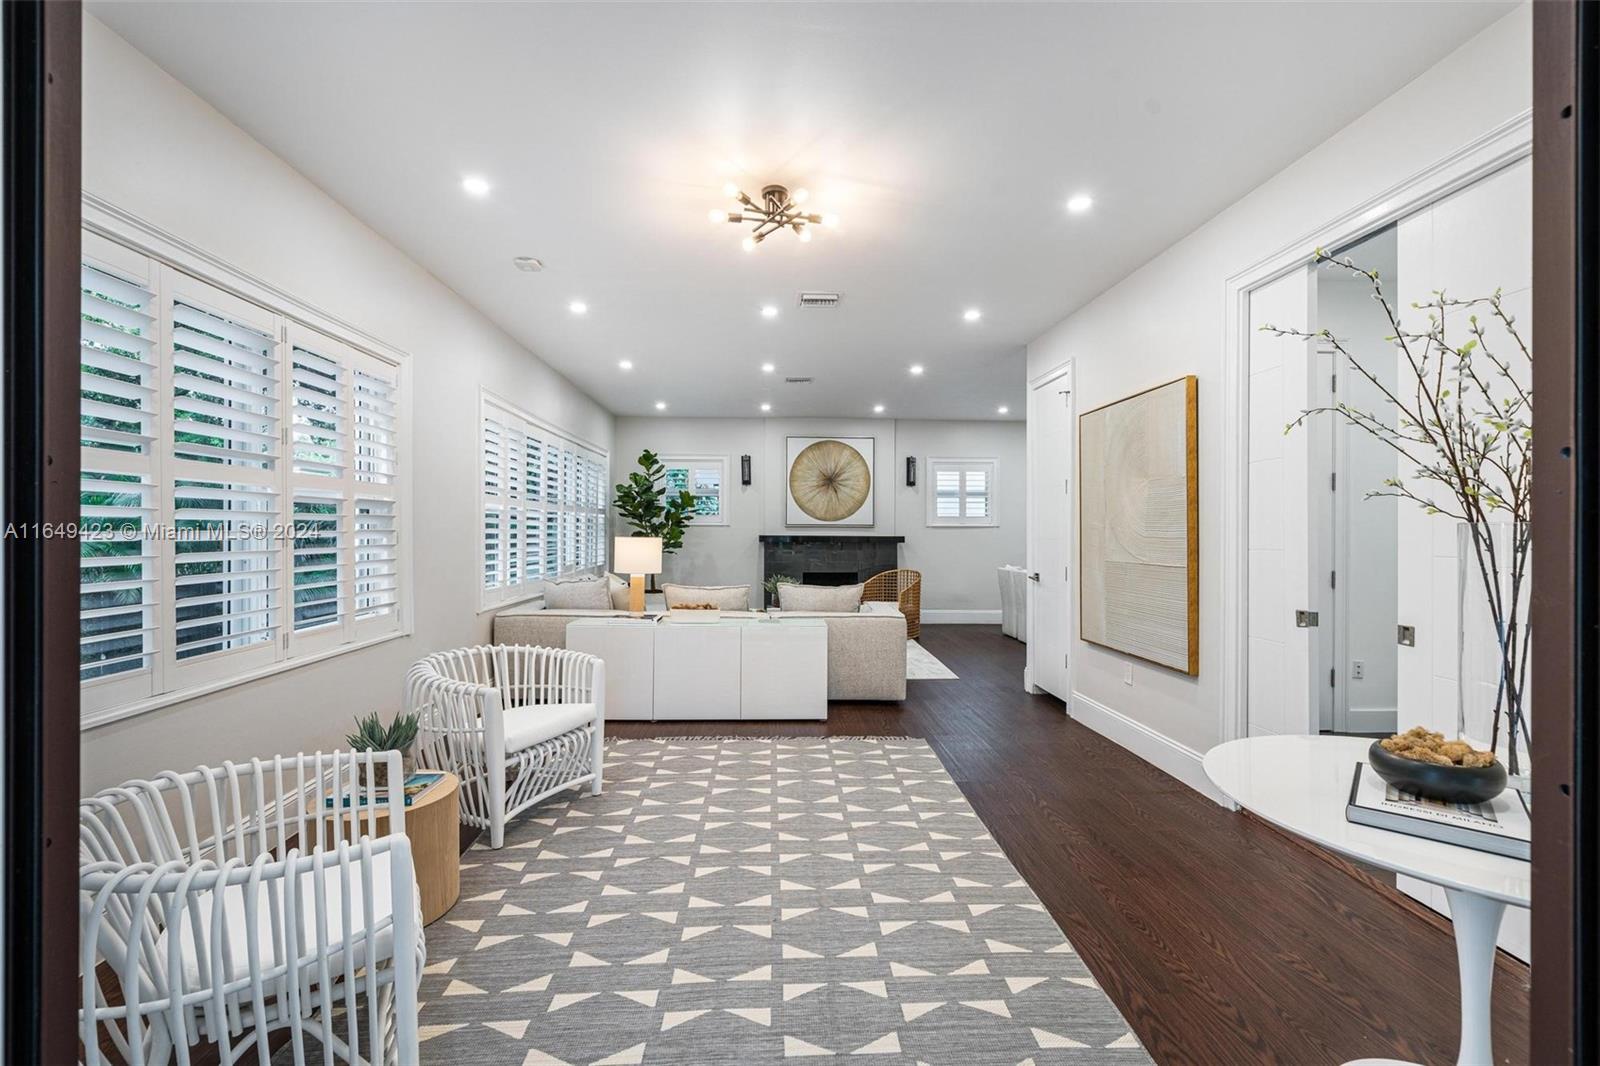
[{"left": 492, "top": 601, "right": 908, "bottom": 701}]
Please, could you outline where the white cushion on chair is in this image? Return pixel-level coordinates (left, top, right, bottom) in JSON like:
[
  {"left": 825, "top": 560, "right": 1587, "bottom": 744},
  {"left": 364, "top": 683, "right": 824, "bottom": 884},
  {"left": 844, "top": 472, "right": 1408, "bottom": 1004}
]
[
  {"left": 501, "top": 702, "right": 597, "bottom": 754},
  {"left": 158, "top": 851, "right": 397, "bottom": 987}
]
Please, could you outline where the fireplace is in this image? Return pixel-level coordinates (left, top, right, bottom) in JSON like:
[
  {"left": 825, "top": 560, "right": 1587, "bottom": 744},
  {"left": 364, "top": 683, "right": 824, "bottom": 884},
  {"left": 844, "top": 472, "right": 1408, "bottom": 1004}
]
[{"left": 759, "top": 534, "right": 904, "bottom": 599}]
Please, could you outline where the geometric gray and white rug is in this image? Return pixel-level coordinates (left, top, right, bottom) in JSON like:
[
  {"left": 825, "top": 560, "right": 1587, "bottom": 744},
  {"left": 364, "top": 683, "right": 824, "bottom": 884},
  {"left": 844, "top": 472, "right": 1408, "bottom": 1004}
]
[
  {"left": 414, "top": 738, "right": 1148, "bottom": 1064},
  {"left": 906, "top": 641, "right": 958, "bottom": 681}
]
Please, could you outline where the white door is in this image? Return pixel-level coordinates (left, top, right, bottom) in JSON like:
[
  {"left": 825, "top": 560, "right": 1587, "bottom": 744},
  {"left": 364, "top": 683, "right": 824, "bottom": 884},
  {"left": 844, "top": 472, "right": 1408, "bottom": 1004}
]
[
  {"left": 1027, "top": 365, "right": 1072, "bottom": 701},
  {"left": 1245, "top": 268, "right": 1320, "bottom": 737}
]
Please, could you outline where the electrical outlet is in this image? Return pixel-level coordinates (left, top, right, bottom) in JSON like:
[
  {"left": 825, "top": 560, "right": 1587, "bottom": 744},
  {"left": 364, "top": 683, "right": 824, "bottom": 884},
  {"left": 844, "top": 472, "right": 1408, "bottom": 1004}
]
[
  {"left": 1351, "top": 660, "right": 1365, "bottom": 681},
  {"left": 1123, "top": 663, "right": 1134, "bottom": 686}
]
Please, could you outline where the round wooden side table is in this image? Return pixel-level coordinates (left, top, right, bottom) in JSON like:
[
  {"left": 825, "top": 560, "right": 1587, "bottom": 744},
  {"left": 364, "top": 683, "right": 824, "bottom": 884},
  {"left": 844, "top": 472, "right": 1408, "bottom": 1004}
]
[
  {"left": 403, "top": 771, "right": 462, "bottom": 925},
  {"left": 326, "top": 771, "right": 461, "bottom": 926}
]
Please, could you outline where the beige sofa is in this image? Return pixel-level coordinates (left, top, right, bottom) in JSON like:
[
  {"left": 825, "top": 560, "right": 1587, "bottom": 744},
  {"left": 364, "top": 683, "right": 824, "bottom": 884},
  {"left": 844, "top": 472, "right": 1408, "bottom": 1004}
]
[{"left": 492, "top": 601, "right": 907, "bottom": 701}]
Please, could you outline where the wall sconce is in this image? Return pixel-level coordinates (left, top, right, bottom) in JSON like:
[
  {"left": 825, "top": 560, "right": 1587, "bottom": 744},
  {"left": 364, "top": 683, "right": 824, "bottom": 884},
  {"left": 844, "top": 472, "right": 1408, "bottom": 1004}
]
[
  {"left": 740, "top": 454, "right": 752, "bottom": 486},
  {"left": 905, "top": 456, "right": 917, "bottom": 487}
]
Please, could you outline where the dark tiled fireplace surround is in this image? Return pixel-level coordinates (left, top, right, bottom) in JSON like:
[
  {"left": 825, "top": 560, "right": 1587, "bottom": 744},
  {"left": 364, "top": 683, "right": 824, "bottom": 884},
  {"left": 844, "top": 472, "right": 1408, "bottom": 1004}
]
[{"left": 759, "top": 534, "right": 903, "bottom": 591}]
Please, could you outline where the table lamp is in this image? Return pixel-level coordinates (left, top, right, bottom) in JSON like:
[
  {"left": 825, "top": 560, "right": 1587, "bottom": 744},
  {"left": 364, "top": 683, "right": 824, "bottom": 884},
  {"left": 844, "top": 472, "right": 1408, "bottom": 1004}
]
[{"left": 613, "top": 536, "right": 663, "bottom": 613}]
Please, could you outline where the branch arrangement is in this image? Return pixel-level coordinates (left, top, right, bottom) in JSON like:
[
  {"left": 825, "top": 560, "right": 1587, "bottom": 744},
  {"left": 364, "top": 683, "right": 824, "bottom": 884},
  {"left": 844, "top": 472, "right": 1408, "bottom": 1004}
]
[{"left": 1261, "top": 249, "right": 1531, "bottom": 774}]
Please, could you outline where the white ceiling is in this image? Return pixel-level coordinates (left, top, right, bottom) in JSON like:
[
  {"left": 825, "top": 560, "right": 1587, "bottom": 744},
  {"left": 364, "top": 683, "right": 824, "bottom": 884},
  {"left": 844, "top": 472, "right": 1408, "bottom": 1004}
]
[{"left": 90, "top": 1, "right": 1514, "bottom": 421}]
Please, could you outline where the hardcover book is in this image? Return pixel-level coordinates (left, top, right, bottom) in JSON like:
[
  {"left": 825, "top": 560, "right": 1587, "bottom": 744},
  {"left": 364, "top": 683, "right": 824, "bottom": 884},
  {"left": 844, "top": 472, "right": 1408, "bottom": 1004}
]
[{"left": 1345, "top": 763, "right": 1530, "bottom": 861}]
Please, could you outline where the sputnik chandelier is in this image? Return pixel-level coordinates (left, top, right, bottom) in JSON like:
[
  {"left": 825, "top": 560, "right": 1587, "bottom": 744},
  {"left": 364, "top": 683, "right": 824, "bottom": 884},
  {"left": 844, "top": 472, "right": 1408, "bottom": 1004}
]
[{"left": 708, "top": 182, "right": 839, "bottom": 251}]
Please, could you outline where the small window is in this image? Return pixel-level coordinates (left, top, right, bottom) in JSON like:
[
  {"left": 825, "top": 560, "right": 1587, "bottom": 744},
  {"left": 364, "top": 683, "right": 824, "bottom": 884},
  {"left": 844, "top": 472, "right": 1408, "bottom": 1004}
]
[
  {"left": 926, "top": 458, "right": 998, "bottom": 527},
  {"left": 660, "top": 456, "right": 728, "bottom": 526}
]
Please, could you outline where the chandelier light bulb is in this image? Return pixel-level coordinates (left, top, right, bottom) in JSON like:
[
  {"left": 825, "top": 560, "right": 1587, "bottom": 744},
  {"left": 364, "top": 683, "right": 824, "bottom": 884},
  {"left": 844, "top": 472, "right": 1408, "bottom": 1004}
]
[
  {"left": 723, "top": 182, "right": 740, "bottom": 198},
  {"left": 792, "top": 188, "right": 810, "bottom": 204},
  {"left": 742, "top": 236, "right": 756, "bottom": 252},
  {"left": 822, "top": 214, "right": 840, "bottom": 228},
  {"left": 797, "top": 227, "right": 813, "bottom": 243},
  {"left": 709, "top": 209, "right": 728, "bottom": 224}
]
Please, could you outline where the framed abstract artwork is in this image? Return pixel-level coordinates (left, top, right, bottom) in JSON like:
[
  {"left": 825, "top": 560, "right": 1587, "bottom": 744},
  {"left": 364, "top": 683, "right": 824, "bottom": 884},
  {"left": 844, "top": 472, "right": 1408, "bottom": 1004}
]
[
  {"left": 1078, "top": 375, "right": 1198, "bottom": 675},
  {"left": 785, "top": 436, "right": 875, "bottom": 526}
]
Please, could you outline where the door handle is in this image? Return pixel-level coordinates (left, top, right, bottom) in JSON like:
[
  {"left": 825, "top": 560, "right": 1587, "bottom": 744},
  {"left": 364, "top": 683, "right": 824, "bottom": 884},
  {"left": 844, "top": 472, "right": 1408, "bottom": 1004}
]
[{"left": 1027, "top": 572, "right": 1040, "bottom": 582}]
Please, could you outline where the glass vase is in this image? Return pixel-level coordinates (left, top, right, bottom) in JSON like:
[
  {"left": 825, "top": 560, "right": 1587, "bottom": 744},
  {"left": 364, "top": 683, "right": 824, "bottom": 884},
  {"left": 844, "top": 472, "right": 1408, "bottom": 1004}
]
[{"left": 1456, "top": 521, "right": 1531, "bottom": 790}]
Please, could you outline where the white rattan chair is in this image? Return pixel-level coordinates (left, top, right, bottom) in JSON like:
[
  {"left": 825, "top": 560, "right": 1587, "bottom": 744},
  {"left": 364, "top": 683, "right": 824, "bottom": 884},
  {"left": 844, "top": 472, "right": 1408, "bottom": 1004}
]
[
  {"left": 78, "top": 749, "right": 422, "bottom": 1066},
  {"left": 407, "top": 644, "right": 605, "bottom": 849}
]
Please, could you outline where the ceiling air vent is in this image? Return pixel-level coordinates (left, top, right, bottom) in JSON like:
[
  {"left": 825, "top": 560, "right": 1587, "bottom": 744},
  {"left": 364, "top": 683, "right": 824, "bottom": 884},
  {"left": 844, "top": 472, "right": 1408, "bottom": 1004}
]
[
  {"left": 784, "top": 376, "right": 814, "bottom": 385},
  {"left": 797, "top": 291, "right": 842, "bottom": 309}
]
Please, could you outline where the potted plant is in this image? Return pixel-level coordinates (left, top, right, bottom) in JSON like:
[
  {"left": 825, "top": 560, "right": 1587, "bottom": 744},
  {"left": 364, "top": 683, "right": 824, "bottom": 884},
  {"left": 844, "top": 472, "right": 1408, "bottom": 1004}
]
[
  {"left": 345, "top": 710, "right": 420, "bottom": 786},
  {"left": 763, "top": 573, "right": 797, "bottom": 610},
  {"left": 613, "top": 449, "right": 697, "bottom": 590}
]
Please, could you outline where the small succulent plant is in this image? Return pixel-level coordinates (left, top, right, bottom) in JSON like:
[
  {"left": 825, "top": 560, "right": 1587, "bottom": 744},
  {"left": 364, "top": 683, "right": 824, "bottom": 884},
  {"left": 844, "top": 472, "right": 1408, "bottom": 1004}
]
[{"left": 346, "top": 710, "right": 419, "bottom": 754}]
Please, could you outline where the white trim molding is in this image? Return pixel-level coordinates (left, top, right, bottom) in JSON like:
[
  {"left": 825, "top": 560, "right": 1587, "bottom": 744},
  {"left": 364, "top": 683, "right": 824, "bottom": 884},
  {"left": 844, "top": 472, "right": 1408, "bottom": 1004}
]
[
  {"left": 1218, "top": 109, "right": 1532, "bottom": 749},
  {"left": 1070, "top": 692, "right": 1232, "bottom": 807},
  {"left": 921, "top": 609, "right": 1002, "bottom": 625}
]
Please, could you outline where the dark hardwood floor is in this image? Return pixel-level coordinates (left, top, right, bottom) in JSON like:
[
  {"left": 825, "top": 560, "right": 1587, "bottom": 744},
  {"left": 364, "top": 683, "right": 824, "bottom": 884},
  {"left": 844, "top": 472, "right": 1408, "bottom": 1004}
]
[{"left": 608, "top": 625, "right": 1531, "bottom": 1066}]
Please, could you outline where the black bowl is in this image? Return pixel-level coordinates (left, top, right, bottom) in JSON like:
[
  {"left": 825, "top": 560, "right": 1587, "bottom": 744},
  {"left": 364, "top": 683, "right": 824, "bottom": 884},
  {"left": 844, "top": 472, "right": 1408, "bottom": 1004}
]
[{"left": 1367, "top": 741, "right": 1507, "bottom": 804}]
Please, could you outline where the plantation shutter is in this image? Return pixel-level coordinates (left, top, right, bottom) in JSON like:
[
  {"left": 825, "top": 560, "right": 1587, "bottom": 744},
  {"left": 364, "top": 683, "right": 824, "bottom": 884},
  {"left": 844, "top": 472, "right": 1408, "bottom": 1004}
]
[
  {"left": 79, "top": 234, "right": 161, "bottom": 713},
  {"left": 78, "top": 226, "right": 409, "bottom": 723},
  {"left": 525, "top": 430, "right": 547, "bottom": 583},
  {"left": 479, "top": 394, "right": 608, "bottom": 606},
  {"left": 352, "top": 360, "right": 402, "bottom": 628},
  {"left": 164, "top": 271, "right": 283, "bottom": 685},
  {"left": 285, "top": 329, "right": 348, "bottom": 651},
  {"left": 482, "top": 413, "right": 505, "bottom": 594},
  {"left": 286, "top": 324, "right": 402, "bottom": 649},
  {"left": 928, "top": 459, "right": 998, "bottom": 527}
]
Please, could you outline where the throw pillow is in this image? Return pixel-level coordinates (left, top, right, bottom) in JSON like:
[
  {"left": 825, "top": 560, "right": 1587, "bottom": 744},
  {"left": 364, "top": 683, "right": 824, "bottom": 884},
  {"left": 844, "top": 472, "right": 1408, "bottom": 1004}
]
[
  {"left": 543, "top": 577, "right": 613, "bottom": 610},
  {"left": 777, "top": 582, "right": 865, "bottom": 613},
  {"left": 662, "top": 583, "right": 752, "bottom": 610},
  {"left": 605, "top": 572, "right": 630, "bottom": 610}
]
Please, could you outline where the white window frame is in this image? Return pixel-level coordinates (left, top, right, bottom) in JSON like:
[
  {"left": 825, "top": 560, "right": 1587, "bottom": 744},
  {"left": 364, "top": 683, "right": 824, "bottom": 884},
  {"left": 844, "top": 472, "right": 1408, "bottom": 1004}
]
[
  {"left": 479, "top": 389, "right": 609, "bottom": 610},
  {"left": 659, "top": 455, "right": 729, "bottom": 527},
  {"left": 926, "top": 457, "right": 999, "bottom": 527},
  {"left": 79, "top": 198, "right": 413, "bottom": 729}
]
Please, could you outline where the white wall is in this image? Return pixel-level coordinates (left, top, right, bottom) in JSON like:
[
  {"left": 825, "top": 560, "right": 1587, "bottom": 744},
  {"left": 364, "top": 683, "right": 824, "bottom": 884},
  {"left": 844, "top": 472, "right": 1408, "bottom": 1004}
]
[
  {"left": 79, "top": 17, "right": 613, "bottom": 790},
  {"left": 610, "top": 417, "right": 1026, "bottom": 614},
  {"left": 1025, "top": 7, "right": 1530, "bottom": 760}
]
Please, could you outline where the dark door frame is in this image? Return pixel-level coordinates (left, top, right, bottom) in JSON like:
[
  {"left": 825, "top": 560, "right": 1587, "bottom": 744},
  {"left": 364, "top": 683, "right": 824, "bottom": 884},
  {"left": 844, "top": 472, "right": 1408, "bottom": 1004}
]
[
  {"left": 1533, "top": 2, "right": 1599, "bottom": 1062},
  {"left": 2, "top": 1, "right": 82, "bottom": 1062}
]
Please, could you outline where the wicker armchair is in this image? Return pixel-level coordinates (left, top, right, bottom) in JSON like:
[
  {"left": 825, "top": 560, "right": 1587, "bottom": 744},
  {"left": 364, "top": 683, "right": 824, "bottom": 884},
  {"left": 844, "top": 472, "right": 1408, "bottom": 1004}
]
[
  {"left": 863, "top": 568, "right": 922, "bottom": 639},
  {"left": 407, "top": 644, "right": 605, "bottom": 849}
]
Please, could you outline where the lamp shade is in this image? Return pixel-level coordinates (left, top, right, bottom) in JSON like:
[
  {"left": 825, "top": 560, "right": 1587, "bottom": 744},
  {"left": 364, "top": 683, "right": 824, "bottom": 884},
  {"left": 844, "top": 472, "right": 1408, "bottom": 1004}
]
[{"left": 614, "top": 536, "right": 663, "bottom": 575}]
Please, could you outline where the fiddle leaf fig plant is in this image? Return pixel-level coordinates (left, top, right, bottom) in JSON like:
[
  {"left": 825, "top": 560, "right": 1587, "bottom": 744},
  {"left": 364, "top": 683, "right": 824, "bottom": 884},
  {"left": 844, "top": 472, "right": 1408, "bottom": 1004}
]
[{"left": 613, "top": 449, "right": 697, "bottom": 554}]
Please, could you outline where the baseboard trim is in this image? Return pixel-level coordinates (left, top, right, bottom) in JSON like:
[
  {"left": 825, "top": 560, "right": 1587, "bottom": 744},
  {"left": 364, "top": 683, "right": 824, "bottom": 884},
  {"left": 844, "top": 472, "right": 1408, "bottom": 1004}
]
[
  {"left": 1069, "top": 692, "right": 1231, "bottom": 808},
  {"left": 922, "top": 609, "right": 1002, "bottom": 625}
]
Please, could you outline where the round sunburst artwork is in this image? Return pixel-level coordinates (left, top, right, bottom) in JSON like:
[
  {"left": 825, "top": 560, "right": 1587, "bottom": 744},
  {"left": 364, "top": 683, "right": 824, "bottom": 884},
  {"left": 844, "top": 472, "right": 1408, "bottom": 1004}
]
[{"left": 789, "top": 439, "right": 872, "bottom": 522}]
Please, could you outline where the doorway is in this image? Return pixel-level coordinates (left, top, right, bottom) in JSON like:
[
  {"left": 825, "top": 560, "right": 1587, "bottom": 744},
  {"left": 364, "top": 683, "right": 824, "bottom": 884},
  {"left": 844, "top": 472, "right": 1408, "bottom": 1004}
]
[
  {"left": 1313, "top": 226, "right": 1401, "bottom": 736},
  {"left": 1027, "top": 362, "right": 1072, "bottom": 701}
]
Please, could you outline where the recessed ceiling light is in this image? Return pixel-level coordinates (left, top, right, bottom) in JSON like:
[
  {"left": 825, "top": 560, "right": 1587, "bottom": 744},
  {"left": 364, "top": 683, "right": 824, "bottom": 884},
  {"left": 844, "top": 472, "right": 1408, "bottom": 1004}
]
[
  {"left": 760, "top": 305, "right": 779, "bottom": 319},
  {"left": 760, "top": 402, "right": 772, "bottom": 413},
  {"left": 997, "top": 405, "right": 1010, "bottom": 415},
  {"left": 1066, "top": 193, "right": 1094, "bottom": 214},
  {"left": 618, "top": 359, "right": 634, "bottom": 371},
  {"left": 654, "top": 401, "right": 667, "bottom": 411},
  {"left": 908, "top": 365, "right": 924, "bottom": 376},
  {"left": 873, "top": 404, "right": 885, "bottom": 414},
  {"left": 761, "top": 362, "right": 776, "bottom": 374},
  {"left": 569, "top": 300, "right": 588, "bottom": 315},
  {"left": 461, "top": 175, "right": 491, "bottom": 198},
  {"left": 963, "top": 308, "right": 982, "bottom": 323}
]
